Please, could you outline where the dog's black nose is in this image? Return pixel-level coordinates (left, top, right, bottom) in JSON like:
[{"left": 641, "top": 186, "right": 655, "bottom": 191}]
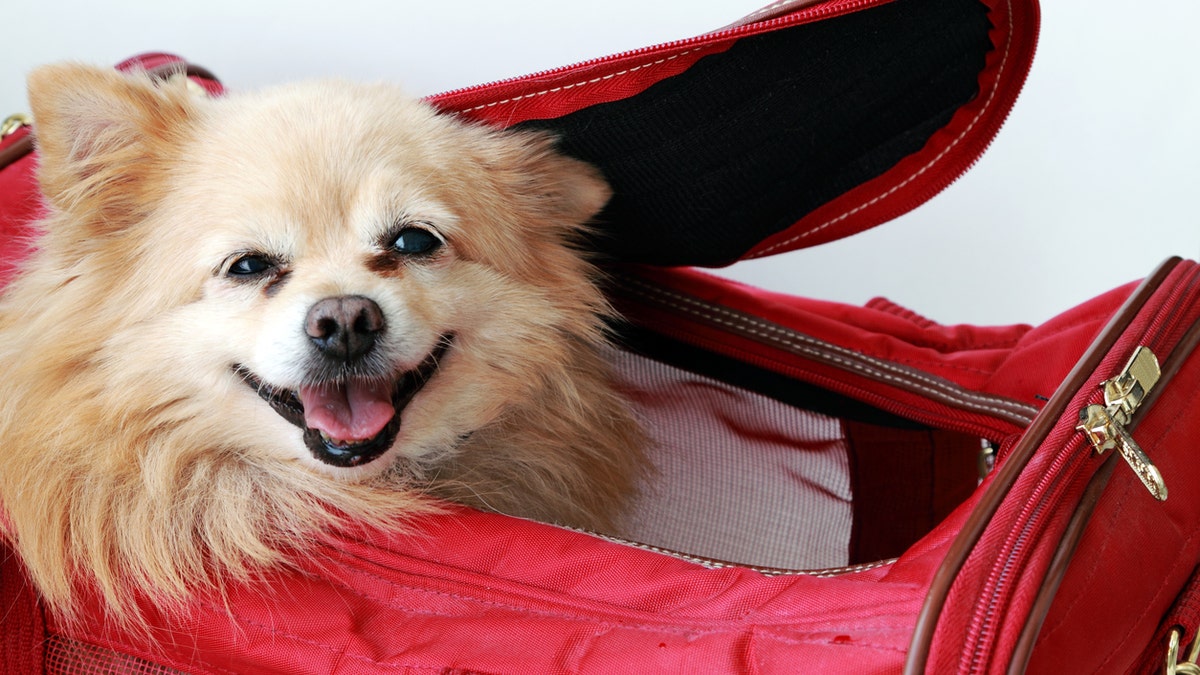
[{"left": 305, "top": 295, "right": 385, "bottom": 363}]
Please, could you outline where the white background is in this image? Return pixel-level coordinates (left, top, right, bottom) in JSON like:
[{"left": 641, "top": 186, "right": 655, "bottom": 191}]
[{"left": 4, "top": 0, "right": 1197, "bottom": 326}]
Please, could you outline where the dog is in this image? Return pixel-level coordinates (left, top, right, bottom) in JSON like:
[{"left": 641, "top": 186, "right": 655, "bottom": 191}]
[{"left": 0, "top": 64, "right": 646, "bottom": 624}]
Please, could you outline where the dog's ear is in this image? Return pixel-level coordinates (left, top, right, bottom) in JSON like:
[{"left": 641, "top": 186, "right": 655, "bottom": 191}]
[
  {"left": 486, "top": 130, "right": 612, "bottom": 229},
  {"left": 27, "top": 64, "right": 198, "bottom": 227},
  {"left": 523, "top": 134, "right": 612, "bottom": 227}
]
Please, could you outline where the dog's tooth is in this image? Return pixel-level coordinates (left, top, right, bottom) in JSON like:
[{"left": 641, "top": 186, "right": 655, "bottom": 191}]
[{"left": 318, "top": 429, "right": 377, "bottom": 448}]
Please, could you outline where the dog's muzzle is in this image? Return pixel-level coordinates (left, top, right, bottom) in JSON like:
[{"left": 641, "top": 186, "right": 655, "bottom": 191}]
[{"left": 233, "top": 295, "right": 452, "bottom": 468}]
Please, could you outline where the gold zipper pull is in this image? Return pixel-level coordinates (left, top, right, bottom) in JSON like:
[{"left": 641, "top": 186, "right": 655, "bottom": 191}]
[
  {"left": 1079, "top": 403, "right": 1167, "bottom": 500},
  {"left": 1077, "top": 346, "right": 1167, "bottom": 501}
]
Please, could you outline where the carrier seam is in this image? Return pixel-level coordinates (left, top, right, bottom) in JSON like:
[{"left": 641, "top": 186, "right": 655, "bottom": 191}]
[
  {"left": 753, "top": 0, "right": 1015, "bottom": 256},
  {"left": 594, "top": 533, "right": 898, "bottom": 577},
  {"left": 620, "top": 277, "right": 1038, "bottom": 423},
  {"left": 465, "top": 49, "right": 704, "bottom": 113}
]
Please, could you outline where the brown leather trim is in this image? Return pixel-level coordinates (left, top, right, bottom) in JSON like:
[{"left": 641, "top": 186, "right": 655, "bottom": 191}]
[
  {"left": 1007, "top": 452, "right": 1118, "bottom": 673},
  {"left": 1009, "top": 307, "right": 1200, "bottom": 671},
  {"left": 0, "top": 132, "right": 33, "bottom": 172},
  {"left": 1140, "top": 301, "right": 1200, "bottom": 417},
  {"left": 612, "top": 274, "right": 1040, "bottom": 428},
  {"left": 903, "top": 256, "right": 1182, "bottom": 674}
]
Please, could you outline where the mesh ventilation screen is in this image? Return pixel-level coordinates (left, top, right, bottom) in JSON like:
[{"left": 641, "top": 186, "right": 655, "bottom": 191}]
[{"left": 46, "top": 635, "right": 189, "bottom": 675}]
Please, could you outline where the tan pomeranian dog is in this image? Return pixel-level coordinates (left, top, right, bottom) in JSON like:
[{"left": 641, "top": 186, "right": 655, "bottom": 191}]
[{"left": 0, "top": 64, "right": 645, "bottom": 624}]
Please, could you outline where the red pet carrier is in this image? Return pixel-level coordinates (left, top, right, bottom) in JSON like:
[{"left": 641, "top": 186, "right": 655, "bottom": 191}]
[{"left": 5, "top": 1, "right": 1200, "bottom": 673}]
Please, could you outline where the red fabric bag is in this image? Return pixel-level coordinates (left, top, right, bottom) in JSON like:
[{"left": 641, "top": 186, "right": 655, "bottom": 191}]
[{"left": 4, "top": 2, "right": 1200, "bottom": 673}]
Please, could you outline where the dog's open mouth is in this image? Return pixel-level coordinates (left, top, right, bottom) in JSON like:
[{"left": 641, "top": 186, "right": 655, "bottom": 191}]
[{"left": 234, "top": 337, "right": 452, "bottom": 468}]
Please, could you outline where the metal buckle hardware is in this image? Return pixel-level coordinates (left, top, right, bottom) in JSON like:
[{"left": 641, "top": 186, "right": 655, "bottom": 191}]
[
  {"left": 1077, "top": 346, "right": 1167, "bottom": 501},
  {"left": 1166, "top": 626, "right": 1200, "bottom": 675},
  {"left": 1, "top": 113, "right": 30, "bottom": 139}
]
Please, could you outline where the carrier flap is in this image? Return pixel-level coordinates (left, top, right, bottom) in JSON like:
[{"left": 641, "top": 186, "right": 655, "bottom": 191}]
[{"left": 430, "top": 0, "right": 1039, "bottom": 267}]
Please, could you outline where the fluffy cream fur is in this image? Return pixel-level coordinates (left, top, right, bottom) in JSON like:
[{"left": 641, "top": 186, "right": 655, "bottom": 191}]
[{"left": 0, "top": 65, "right": 646, "bottom": 626}]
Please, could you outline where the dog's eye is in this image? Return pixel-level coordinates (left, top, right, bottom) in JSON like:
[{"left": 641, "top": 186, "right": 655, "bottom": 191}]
[
  {"left": 227, "top": 254, "right": 275, "bottom": 277},
  {"left": 390, "top": 227, "right": 443, "bottom": 256}
]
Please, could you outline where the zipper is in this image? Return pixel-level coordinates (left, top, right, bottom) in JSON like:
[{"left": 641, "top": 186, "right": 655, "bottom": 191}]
[
  {"left": 429, "top": 1, "right": 1037, "bottom": 263},
  {"left": 962, "top": 262, "right": 1200, "bottom": 672},
  {"left": 749, "top": 0, "right": 1038, "bottom": 260},
  {"left": 611, "top": 274, "right": 1039, "bottom": 438},
  {"left": 429, "top": 0, "right": 888, "bottom": 107},
  {"left": 966, "top": 432, "right": 1091, "bottom": 672},
  {"left": 1076, "top": 346, "right": 1165, "bottom": 500}
]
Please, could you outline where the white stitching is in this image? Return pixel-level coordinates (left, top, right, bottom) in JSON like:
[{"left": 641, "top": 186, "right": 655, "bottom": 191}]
[
  {"left": 752, "top": 0, "right": 1016, "bottom": 257},
  {"left": 594, "top": 532, "right": 897, "bottom": 577},
  {"left": 629, "top": 278, "right": 1036, "bottom": 421},
  {"left": 465, "top": 48, "right": 704, "bottom": 113},
  {"left": 620, "top": 277, "right": 1038, "bottom": 423},
  {"left": 462, "top": 0, "right": 834, "bottom": 114}
]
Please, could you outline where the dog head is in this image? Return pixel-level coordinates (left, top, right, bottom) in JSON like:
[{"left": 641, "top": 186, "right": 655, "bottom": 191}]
[
  {"left": 25, "top": 64, "right": 612, "bottom": 479},
  {"left": 0, "top": 63, "right": 641, "bottom": 626}
]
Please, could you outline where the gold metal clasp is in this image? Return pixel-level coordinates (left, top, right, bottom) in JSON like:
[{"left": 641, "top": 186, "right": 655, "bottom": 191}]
[
  {"left": 1077, "top": 346, "right": 1167, "bottom": 501},
  {"left": 1, "top": 113, "right": 30, "bottom": 138},
  {"left": 1104, "top": 345, "right": 1160, "bottom": 424},
  {"left": 1165, "top": 627, "right": 1200, "bottom": 675}
]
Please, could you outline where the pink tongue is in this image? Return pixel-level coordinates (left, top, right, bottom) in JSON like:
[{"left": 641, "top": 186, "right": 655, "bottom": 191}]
[{"left": 298, "top": 380, "right": 395, "bottom": 442}]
